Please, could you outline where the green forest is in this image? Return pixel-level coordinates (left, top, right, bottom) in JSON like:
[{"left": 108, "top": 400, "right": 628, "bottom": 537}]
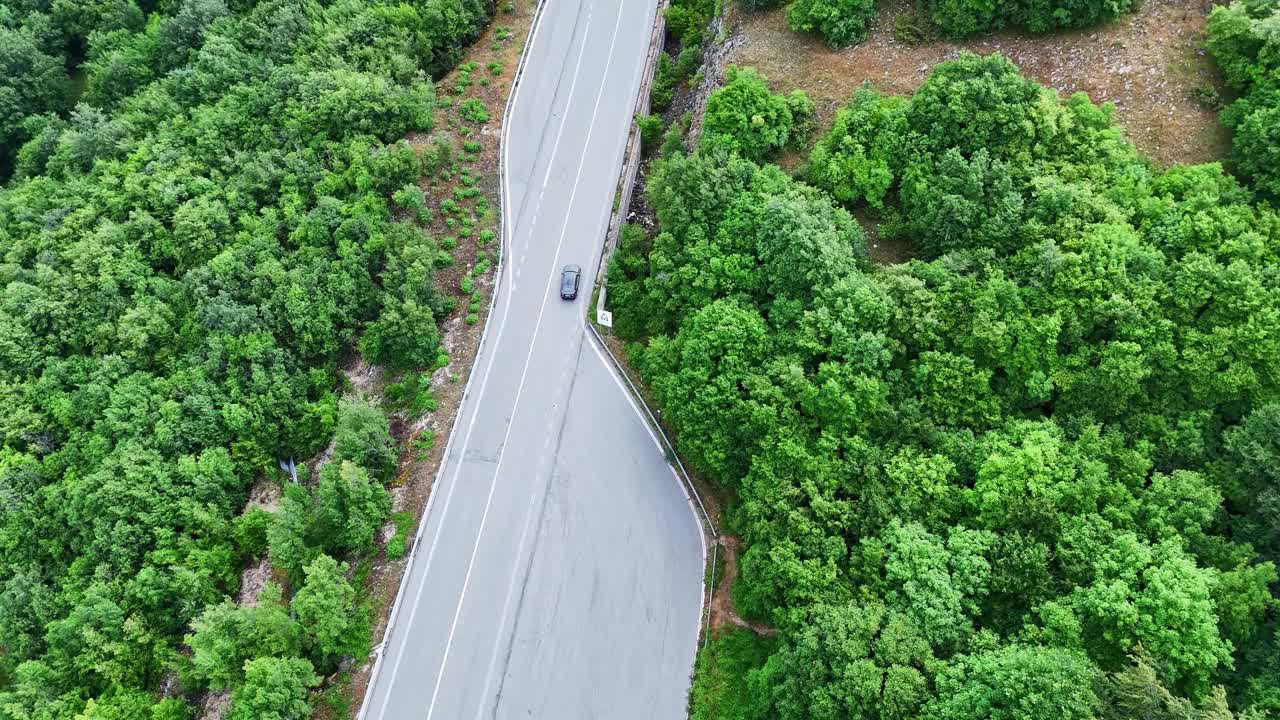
[
  {"left": 0, "top": 0, "right": 496, "bottom": 716},
  {"left": 612, "top": 2, "right": 1280, "bottom": 719}
]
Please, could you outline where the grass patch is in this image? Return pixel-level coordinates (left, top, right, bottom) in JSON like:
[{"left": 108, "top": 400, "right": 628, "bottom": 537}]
[
  {"left": 384, "top": 371, "right": 438, "bottom": 416},
  {"left": 385, "top": 511, "right": 416, "bottom": 560},
  {"left": 689, "top": 630, "right": 777, "bottom": 720}
]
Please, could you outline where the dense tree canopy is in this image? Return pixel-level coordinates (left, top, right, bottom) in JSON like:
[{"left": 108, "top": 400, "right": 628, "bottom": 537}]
[
  {"left": 612, "top": 51, "right": 1280, "bottom": 719},
  {"left": 0, "top": 0, "right": 493, "bottom": 715}
]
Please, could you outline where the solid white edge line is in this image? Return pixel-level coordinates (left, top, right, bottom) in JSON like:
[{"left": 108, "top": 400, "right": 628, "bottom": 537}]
[{"left": 362, "top": 0, "right": 554, "bottom": 717}]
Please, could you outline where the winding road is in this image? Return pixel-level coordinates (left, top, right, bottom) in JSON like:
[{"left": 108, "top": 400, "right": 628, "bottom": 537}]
[{"left": 361, "top": 1, "right": 707, "bottom": 718}]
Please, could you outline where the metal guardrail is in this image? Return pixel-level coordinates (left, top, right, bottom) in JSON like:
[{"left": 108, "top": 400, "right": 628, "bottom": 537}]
[{"left": 357, "top": 1, "right": 551, "bottom": 715}]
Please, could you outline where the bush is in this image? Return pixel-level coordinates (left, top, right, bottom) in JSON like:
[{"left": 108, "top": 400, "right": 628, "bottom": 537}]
[
  {"left": 234, "top": 507, "right": 273, "bottom": 560},
  {"left": 806, "top": 87, "right": 913, "bottom": 208},
  {"left": 700, "top": 66, "right": 796, "bottom": 162},
  {"left": 1014, "top": 0, "right": 1136, "bottom": 34},
  {"left": 675, "top": 42, "right": 703, "bottom": 80},
  {"left": 660, "top": 112, "right": 692, "bottom": 158},
  {"left": 637, "top": 114, "right": 667, "bottom": 154},
  {"left": 894, "top": 10, "right": 934, "bottom": 44},
  {"left": 906, "top": 52, "right": 1043, "bottom": 158},
  {"left": 333, "top": 399, "right": 398, "bottom": 481},
  {"left": 652, "top": 53, "right": 677, "bottom": 112},
  {"left": 458, "top": 98, "right": 490, "bottom": 124},
  {"left": 315, "top": 460, "right": 391, "bottom": 554},
  {"left": 920, "top": 0, "right": 1136, "bottom": 39},
  {"left": 783, "top": 89, "right": 816, "bottom": 150},
  {"left": 665, "top": 0, "right": 715, "bottom": 45},
  {"left": 293, "top": 554, "right": 365, "bottom": 664},
  {"left": 227, "top": 657, "right": 317, "bottom": 720},
  {"left": 0, "top": 25, "right": 71, "bottom": 175},
  {"left": 901, "top": 147, "right": 1026, "bottom": 257},
  {"left": 688, "top": 630, "right": 775, "bottom": 720},
  {"left": 385, "top": 512, "right": 414, "bottom": 560},
  {"left": 786, "top": 0, "right": 877, "bottom": 48}
]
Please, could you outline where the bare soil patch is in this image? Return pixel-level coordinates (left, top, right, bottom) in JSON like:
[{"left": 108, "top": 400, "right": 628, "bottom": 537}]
[{"left": 729, "top": 0, "right": 1229, "bottom": 169}]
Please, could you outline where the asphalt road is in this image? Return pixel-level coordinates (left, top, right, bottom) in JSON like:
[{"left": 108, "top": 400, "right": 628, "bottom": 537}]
[{"left": 362, "top": 1, "right": 707, "bottom": 718}]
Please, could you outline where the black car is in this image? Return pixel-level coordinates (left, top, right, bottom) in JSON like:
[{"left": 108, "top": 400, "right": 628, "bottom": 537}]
[{"left": 560, "top": 264, "right": 582, "bottom": 300}]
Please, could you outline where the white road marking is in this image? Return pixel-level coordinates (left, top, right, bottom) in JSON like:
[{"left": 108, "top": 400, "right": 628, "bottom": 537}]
[
  {"left": 467, "top": 4, "right": 632, "bottom": 716},
  {"left": 370, "top": 0, "right": 564, "bottom": 715},
  {"left": 421, "top": 3, "right": 625, "bottom": 717}
]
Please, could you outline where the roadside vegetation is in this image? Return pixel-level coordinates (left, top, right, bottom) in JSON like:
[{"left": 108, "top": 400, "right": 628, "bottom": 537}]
[
  {"left": 610, "top": 2, "right": 1280, "bottom": 717},
  {"left": 737, "top": 0, "right": 1138, "bottom": 47},
  {"left": 0, "top": 0, "right": 516, "bottom": 717}
]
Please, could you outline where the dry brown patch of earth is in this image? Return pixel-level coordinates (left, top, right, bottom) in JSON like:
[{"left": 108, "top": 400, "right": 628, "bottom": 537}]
[{"left": 729, "top": 0, "right": 1229, "bottom": 169}]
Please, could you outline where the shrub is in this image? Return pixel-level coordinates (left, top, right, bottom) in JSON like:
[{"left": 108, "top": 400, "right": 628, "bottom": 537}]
[
  {"left": 786, "top": 0, "right": 877, "bottom": 48},
  {"left": 700, "top": 66, "right": 796, "bottom": 162},
  {"left": 385, "top": 512, "right": 414, "bottom": 560},
  {"left": 784, "top": 89, "right": 816, "bottom": 150},
  {"left": 920, "top": 0, "right": 1137, "bottom": 39},
  {"left": 1223, "top": 86, "right": 1280, "bottom": 196},
  {"left": 806, "top": 87, "right": 914, "bottom": 208},
  {"left": 314, "top": 461, "right": 391, "bottom": 554},
  {"left": 234, "top": 507, "right": 273, "bottom": 559},
  {"left": 1208, "top": 2, "right": 1280, "bottom": 196},
  {"left": 333, "top": 398, "right": 397, "bottom": 481},
  {"left": 906, "top": 52, "right": 1043, "bottom": 158},
  {"left": 227, "top": 657, "right": 317, "bottom": 720},
  {"left": 675, "top": 42, "right": 703, "bottom": 80},
  {"left": 894, "top": 10, "right": 934, "bottom": 44},
  {"left": 637, "top": 114, "right": 667, "bottom": 154},
  {"left": 652, "top": 53, "right": 677, "bottom": 112},
  {"left": 459, "top": 98, "right": 490, "bottom": 124},
  {"left": 665, "top": 0, "right": 715, "bottom": 45},
  {"left": 661, "top": 112, "right": 692, "bottom": 158}
]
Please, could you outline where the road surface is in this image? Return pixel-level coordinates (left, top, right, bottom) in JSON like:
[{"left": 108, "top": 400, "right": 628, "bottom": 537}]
[{"left": 362, "top": 1, "right": 707, "bottom": 718}]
